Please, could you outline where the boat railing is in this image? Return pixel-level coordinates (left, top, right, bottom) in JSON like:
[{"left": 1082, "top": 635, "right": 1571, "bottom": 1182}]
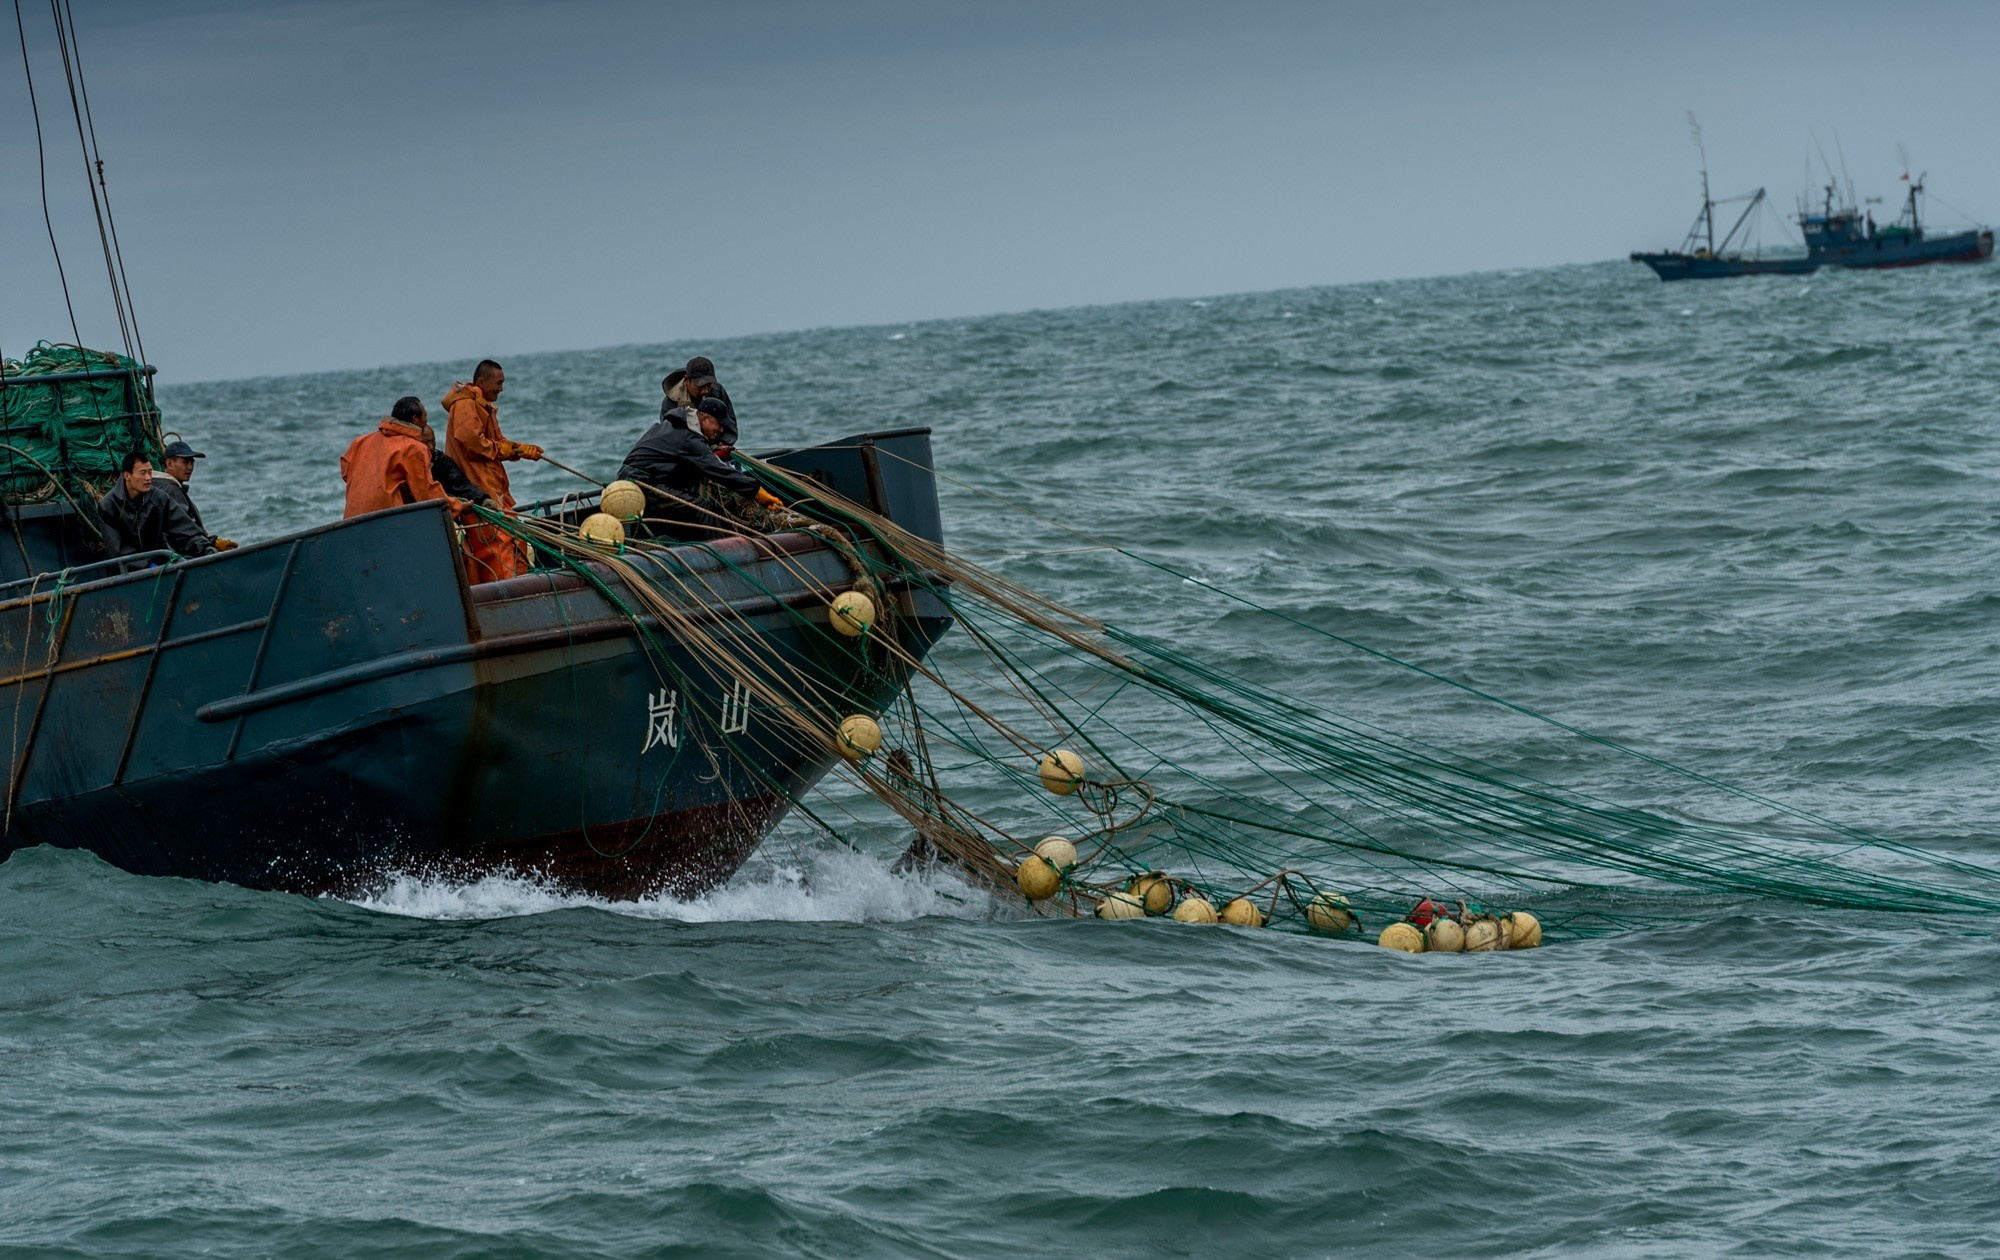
[{"left": 0, "top": 549, "right": 172, "bottom": 600}]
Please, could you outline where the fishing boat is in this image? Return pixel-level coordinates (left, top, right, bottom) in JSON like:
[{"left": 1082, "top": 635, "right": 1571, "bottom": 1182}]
[
  {"left": 1629, "top": 117, "right": 1813, "bottom": 281},
  {"left": 1628, "top": 180, "right": 1818, "bottom": 280},
  {"left": 1628, "top": 159, "right": 1816, "bottom": 281},
  {"left": 0, "top": 354, "right": 953, "bottom": 897},
  {"left": 1795, "top": 177, "right": 1994, "bottom": 270},
  {"left": 1632, "top": 118, "right": 1991, "bottom": 281}
]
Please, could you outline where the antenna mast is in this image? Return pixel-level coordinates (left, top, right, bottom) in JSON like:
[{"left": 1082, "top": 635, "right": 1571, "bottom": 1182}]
[{"left": 1688, "top": 110, "right": 1714, "bottom": 253}]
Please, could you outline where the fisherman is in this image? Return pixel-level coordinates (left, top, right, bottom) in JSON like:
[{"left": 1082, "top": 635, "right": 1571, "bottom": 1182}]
[
  {"left": 96, "top": 451, "right": 216, "bottom": 560},
  {"left": 616, "top": 397, "right": 763, "bottom": 533},
  {"left": 442, "top": 359, "right": 542, "bottom": 582},
  {"left": 154, "top": 439, "right": 237, "bottom": 551},
  {"left": 679, "top": 355, "right": 739, "bottom": 452},
  {"left": 340, "top": 397, "right": 469, "bottom": 519}
]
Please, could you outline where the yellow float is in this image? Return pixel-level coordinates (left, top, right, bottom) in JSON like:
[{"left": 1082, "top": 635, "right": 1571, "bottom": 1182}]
[
  {"left": 1034, "top": 836, "right": 1079, "bottom": 871},
  {"left": 1219, "top": 897, "right": 1267, "bottom": 927},
  {"left": 1304, "top": 891, "right": 1355, "bottom": 934},
  {"left": 578, "top": 512, "right": 625, "bottom": 550},
  {"left": 836, "top": 714, "right": 882, "bottom": 761},
  {"left": 1462, "top": 916, "right": 1505, "bottom": 952},
  {"left": 1506, "top": 911, "right": 1542, "bottom": 949},
  {"left": 1423, "top": 917, "right": 1466, "bottom": 953},
  {"left": 1126, "top": 872, "right": 1174, "bottom": 916},
  {"left": 1171, "top": 895, "right": 1218, "bottom": 924},
  {"left": 1096, "top": 890, "right": 1145, "bottom": 919},
  {"left": 830, "top": 590, "right": 876, "bottom": 637},
  {"left": 1015, "top": 855, "right": 1061, "bottom": 901},
  {"left": 1378, "top": 922, "right": 1425, "bottom": 953},
  {"left": 1038, "top": 749, "right": 1084, "bottom": 795},
  {"left": 598, "top": 479, "right": 645, "bottom": 519}
]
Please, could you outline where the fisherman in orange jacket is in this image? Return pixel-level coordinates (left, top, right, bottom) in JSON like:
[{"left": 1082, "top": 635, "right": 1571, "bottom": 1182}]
[
  {"left": 441, "top": 359, "right": 543, "bottom": 583},
  {"left": 340, "top": 397, "right": 466, "bottom": 518}
]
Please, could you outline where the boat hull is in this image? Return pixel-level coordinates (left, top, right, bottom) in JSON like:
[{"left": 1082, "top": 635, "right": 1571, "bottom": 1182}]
[
  {"left": 1, "top": 429, "right": 953, "bottom": 899},
  {"left": 1817, "top": 227, "right": 1994, "bottom": 269},
  {"left": 1629, "top": 251, "right": 1819, "bottom": 281}
]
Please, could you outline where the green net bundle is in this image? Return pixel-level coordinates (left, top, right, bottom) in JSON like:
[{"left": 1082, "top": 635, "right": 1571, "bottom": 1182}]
[
  {"left": 482, "top": 456, "right": 2000, "bottom": 950},
  {"left": 0, "top": 342, "right": 162, "bottom": 505}
]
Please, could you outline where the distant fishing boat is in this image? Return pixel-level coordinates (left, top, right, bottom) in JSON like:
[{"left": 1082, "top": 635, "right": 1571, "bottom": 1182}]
[
  {"left": 1632, "top": 117, "right": 1992, "bottom": 281},
  {"left": 1795, "top": 176, "right": 1994, "bottom": 270},
  {"left": 1629, "top": 183, "right": 1817, "bottom": 281}
]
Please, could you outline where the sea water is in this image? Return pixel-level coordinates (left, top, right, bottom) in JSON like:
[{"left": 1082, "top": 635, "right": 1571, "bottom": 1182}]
[{"left": 4, "top": 261, "right": 1999, "bottom": 1256}]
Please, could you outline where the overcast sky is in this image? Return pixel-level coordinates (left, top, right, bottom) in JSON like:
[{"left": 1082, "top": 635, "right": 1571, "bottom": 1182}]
[{"left": 6, "top": 0, "right": 1999, "bottom": 382}]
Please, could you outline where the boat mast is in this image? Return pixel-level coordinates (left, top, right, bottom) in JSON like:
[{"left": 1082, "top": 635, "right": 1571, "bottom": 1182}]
[{"left": 1689, "top": 111, "right": 1715, "bottom": 253}]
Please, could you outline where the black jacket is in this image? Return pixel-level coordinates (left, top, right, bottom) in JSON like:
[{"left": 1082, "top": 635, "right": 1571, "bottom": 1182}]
[
  {"left": 660, "top": 382, "right": 738, "bottom": 449},
  {"left": 155, "top": 473, "right": 210, "bottom": 538},
  {"left": 97, "top": 484, "right": 215, "bottom": 559},
  {"left": 618, "top": 409, "right": 759, "bottom": 497},
  {"left": 432, "top": 450, "right": 488, "bottom": 505}
]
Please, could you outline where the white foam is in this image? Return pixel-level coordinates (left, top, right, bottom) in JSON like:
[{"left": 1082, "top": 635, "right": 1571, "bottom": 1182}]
[{"left": 341, "top": 847, "right": 1002, "bottom": 925}]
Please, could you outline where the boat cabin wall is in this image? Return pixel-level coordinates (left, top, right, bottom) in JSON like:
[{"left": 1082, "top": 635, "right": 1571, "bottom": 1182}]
[{"left": 0, "top": 501, "right": 109, "bottom": 585}]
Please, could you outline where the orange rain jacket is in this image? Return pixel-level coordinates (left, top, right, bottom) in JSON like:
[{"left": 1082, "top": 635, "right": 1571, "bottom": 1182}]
[
  {"left": 442, "top": 381, "right": 529, "bottom": 511},
  {"left": 340, "top": 419, "right": 458, "bottom": 518},
  {"left": 441, "top": 381, "right": 532, "bottom": 583}
]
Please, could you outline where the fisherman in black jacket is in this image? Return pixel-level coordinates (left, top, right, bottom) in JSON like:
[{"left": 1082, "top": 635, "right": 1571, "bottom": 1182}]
[
  {"left": 96, "top": 451, "right": 216, "bottom": 560},
  {"left": 679, "top": 356, "right": 738, "bottom": 452},
  {"left": 617, "top": 397, "right": 759, "bottom": 533},
  {"left": 154, "top": 439, "right": 238, "bottom": 551}
]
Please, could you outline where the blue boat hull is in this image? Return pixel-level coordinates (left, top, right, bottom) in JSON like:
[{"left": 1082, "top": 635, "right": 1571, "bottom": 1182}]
[
  {"left": 1630, "top": 251, "right": 1818, "bottom": 281},
  {"left": 0, "top": 429, "right": 952, "bottom": 898}
]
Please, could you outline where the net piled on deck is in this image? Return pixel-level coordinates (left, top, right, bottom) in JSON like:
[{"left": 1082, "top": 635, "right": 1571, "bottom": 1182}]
[{"left": 0, "top": 342, "right": 161, "bottom": 505}]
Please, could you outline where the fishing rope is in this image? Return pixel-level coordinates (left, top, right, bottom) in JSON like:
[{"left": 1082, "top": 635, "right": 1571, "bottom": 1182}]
[{"left": 456, "top": 444, "right": 2000, "bottom": 940}]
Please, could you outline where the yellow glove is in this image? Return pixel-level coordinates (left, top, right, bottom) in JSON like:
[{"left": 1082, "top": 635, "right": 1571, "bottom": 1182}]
[
  {"left": 213, "top": 537, "right": 239, "bottom": 551},
  {"left": 516, "top": 442, "right": 545, "bottom": 461},
  {"left": 754, "top": 488, "right": 784, "bottom": 510}
]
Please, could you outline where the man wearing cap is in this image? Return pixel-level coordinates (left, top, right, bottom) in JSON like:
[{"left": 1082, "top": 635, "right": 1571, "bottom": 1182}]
[
  {"left": 678, "top": 355, "right": 738, "bottom": 453},
  {"left": 155, "top": 439, "right": 237, "bottom": 551},
  {"left": 616, "top": 397, "right": 763, "bottom": 534}
]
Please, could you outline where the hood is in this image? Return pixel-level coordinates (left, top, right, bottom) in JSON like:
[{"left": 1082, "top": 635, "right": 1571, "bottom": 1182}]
[
  {"left": 441, "top": 381, "right": 490, "bottom": 410},
  {"left": 378, "top": 418, "right": 429, "bottom": 444},
  {"left": 662, "top": 405, "right": 694, "bottom": 430}
]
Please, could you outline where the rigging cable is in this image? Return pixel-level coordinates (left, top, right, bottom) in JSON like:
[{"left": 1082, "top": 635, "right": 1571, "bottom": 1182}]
[
  {"left": 45, "top": 0, "right": 134, "bottom": 362},
  {"left": 50, "top": 0, "right": 143, "bottom": 366},
  {"left": 11, "top": 0, "right": 83, "bottom": 347}
]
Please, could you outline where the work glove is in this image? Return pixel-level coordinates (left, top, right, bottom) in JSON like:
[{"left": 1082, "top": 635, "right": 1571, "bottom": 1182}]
[
  {"left": 445, "top": 497, "right": 469, "bottom": 515},
  {"left": 753, "top": 488, "right": 784, "bottom": 510},
  {"left": 712, "top": 445, "right": 734, "bottom": 460},
  {"left": 213, "top": 537, "right": 238, "bottom": 551}
]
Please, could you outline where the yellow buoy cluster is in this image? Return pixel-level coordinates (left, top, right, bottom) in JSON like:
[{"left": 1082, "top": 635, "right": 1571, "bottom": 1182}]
[
  {"left": 1087, "top": 872, "right": 1274, "bottom": 930},
  {"left": 1375, "top": 907, "right": 1543, "bottom": 955},
  {"left": 599, "top": 479, "right": 645, "bottom": 520}
]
